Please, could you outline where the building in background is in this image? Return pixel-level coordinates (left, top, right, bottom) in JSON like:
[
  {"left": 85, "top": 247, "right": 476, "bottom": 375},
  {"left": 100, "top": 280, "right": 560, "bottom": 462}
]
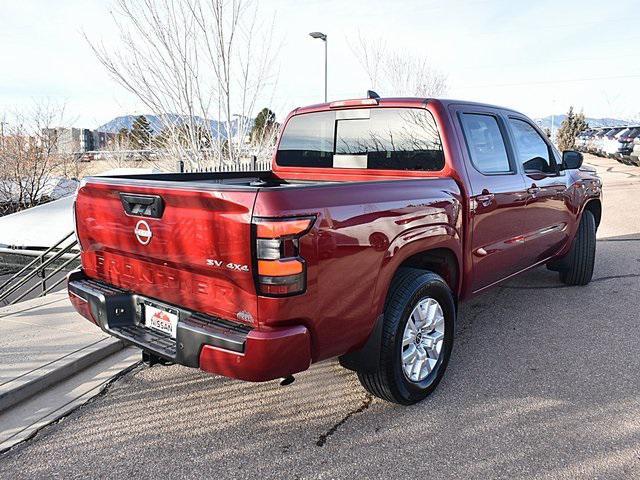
[
  {"left": 92, "top": 130, "right": 117, "bottom": 150},
  {"left": 42, "top": 128, "right": 116, "bottom": 155}
]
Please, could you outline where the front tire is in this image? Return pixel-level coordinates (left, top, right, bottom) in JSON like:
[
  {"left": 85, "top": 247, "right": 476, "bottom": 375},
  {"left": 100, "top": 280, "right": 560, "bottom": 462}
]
[
  {"left": 357, "top": 268, "right": 455, "bottom": 405},
  {"left": 559, "top": 210, "right": 596, "bottom": 286}
]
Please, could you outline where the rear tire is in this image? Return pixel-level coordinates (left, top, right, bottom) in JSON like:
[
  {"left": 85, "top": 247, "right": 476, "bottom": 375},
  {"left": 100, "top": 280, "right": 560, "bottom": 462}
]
[
  {"left": 357, "top": 268, "right": 455, "bottom": 405},
  {"left": 559, "top": 210, "right": 596, "bottom": 286}
]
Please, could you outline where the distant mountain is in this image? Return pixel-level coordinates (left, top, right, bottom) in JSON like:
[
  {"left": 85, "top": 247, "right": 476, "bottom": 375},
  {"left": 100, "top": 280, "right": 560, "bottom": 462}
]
[
  {"left": 535, "top": 115, "right": 633, "bottom": 130},
  {"left": 96, "top": 114, "right": 249, "bottom": 138},
  {"left": 100, "top": 113, "right": 633, "bottom": 139}
]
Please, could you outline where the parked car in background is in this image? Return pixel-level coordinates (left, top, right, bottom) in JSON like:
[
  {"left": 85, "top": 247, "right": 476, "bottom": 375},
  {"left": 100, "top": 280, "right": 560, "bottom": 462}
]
[
  {"left": 573, "top": 124, "right": 639, "bottom": 166},
  {"left": 600, "top": 127, "right": 626, "bottom": 157},
  {"left": 575, "top": 129, "right": 594, "bottom": 152},
  {"left": 630, "top": 137, "right": 640, "bottom": 166},
  {"left": 616, "top": 127, "right": 640, "bottom": 164},
  {"left": 602, "top": 127, "right": 628, "bottom": 159},
  {"left": 584, "top": 129, "right": 598, "bottom": 152},
  {"left": 586, "top": 128, "right": 608, "bottom": 155}
]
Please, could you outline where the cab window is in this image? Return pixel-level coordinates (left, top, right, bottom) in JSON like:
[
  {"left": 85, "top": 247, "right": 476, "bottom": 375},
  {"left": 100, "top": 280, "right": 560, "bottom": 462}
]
[{"left": 508, "top": 118, "right": 555, "bottom": 174}]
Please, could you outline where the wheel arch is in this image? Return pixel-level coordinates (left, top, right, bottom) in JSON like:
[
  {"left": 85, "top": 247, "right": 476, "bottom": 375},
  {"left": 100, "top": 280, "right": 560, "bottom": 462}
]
[
  {"left": 372, "top": 230, "right": 462, "bottom": 318},
  {"left": 393, "top": 248, "right": 460, "bottom": 301},
  {"left": 583, "top": 198, "right": 601, "bottom": 230}
]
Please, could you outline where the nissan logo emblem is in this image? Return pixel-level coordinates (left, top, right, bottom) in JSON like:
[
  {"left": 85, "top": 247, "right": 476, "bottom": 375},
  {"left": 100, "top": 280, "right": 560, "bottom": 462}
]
[{"left": 134, "top": 220, "right": 153, "bottom": 245}]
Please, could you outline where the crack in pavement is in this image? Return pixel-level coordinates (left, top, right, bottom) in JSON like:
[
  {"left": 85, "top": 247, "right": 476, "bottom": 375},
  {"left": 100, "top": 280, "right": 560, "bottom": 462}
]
[
  {"left": 500, "top": 273, "right": 640, "bottom": 290},
  {"left": 316, "top": 393, "right": 373, "bottom": 447}
]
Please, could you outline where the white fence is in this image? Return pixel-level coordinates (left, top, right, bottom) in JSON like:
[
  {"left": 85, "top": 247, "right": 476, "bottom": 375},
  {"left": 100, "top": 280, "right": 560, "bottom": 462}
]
[{"left": 180, "top": 157, "right": 271, "bottom": 173}]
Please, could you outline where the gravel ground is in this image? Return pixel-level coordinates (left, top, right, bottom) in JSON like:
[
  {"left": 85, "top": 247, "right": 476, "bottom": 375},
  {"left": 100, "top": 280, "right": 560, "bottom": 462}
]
[{"left": 1, "top": 154, "right": 639, "bottom": 479}]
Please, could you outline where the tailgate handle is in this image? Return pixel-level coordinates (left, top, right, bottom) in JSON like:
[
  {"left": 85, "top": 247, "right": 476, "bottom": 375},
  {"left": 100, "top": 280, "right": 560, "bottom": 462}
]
[{"left": 120, "top": 193, "right": 164, "bottom": 218}]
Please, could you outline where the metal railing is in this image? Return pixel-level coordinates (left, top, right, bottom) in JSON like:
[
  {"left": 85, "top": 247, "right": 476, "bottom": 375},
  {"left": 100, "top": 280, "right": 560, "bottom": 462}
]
[{"left": 0, "top": 231, "right": 80, "bottom": 306}]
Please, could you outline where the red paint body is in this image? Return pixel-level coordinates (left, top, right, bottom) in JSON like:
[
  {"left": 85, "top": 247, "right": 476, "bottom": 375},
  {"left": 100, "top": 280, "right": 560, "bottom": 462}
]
[{"left": 70, "top": 98, "right": 602, "bottom": 381}]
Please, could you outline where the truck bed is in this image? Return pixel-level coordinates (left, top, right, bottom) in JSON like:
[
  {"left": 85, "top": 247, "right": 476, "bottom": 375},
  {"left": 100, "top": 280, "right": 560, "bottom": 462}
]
[{"left": 89, "top": 170, "right": 340, "bottom": 190}]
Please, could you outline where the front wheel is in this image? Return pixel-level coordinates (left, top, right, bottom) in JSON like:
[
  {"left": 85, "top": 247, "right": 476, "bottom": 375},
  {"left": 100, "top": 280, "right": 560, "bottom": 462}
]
[
  {"left": 559, "top": 210, "right": 596, "bottom": 286},
  {"left": 357, "top": 268, "right": 455, "bottom": 405}
]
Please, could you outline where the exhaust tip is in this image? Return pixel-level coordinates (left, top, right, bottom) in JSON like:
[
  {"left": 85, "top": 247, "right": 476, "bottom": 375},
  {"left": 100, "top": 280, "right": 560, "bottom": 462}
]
[{"left": 280, "top": 375, "right": 295, "bottom": 386}]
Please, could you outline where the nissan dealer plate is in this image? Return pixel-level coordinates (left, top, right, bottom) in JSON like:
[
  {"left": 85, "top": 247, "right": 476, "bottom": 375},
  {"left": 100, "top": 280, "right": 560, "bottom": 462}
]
[{"left": 144, "top": 303, "right": 179, "bottom": 338}]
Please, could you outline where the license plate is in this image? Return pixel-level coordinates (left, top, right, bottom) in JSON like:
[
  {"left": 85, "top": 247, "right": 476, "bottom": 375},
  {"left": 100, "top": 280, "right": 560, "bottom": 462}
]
[{"left": 144, "top": 303, "right": 178, "bottom": 338}]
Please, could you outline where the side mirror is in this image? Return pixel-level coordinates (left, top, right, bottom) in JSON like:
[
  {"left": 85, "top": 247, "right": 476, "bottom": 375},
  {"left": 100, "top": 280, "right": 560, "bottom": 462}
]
[{"left": 561, "top": 150, "right": 583, "bottom": 170}]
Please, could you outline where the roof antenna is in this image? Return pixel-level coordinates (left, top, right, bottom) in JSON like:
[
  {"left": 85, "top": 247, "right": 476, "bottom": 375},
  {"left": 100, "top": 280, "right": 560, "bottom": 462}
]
[{"left": 367, "top": 90, "right": 380, "bottom": 99}]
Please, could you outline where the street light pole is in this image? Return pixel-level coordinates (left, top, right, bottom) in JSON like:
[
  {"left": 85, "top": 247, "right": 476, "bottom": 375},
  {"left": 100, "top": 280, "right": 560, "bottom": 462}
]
[
  {"left": 0, "top": 121, "right": 7, "bottom": 149},
  {"left": 323, "top": 38, "right": 327, "bottom": 102},
  {"left": 309, "top": 32, "right": 327, "bottom": 102}
]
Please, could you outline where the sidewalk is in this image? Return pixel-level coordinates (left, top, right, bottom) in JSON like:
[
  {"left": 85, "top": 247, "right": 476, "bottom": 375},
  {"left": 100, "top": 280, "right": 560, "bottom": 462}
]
[{"left": 0, "top": 291, "right": 140, "bottom": 451}]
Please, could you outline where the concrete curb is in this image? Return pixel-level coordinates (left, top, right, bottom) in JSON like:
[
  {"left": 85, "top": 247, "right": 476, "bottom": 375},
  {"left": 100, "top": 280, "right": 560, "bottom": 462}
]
[{"left": 0, "top": 337, "right": 125, "bottom": 412}]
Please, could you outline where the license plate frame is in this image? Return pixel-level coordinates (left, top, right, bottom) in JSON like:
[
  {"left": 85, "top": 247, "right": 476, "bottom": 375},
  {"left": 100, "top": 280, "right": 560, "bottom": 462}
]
[{"left": 142, "top": 301, "right": 179, "bottom": 338}]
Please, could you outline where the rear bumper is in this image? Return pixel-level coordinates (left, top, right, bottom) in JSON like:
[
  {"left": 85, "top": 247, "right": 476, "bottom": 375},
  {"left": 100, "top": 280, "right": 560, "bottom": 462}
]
[{"left": 67, "top": 270, "right": 311, "bottom": 381}]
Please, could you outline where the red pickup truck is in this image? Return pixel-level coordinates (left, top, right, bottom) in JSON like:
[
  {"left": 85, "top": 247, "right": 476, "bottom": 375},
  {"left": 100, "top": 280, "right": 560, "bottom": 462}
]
[{"left": 68, "top": 97, "right": 602, "bottom": 404}]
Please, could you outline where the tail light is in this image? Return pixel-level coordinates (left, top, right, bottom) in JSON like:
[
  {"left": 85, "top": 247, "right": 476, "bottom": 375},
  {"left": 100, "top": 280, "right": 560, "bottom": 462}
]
[{"left": 253, "top": 216, "right": 315, "bottom": 296}]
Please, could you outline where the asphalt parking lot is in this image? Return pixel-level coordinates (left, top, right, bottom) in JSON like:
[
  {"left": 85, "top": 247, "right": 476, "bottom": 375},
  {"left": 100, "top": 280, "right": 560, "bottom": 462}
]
[{"left": 1, "top": 154, "right": 639, "bottom": 479}]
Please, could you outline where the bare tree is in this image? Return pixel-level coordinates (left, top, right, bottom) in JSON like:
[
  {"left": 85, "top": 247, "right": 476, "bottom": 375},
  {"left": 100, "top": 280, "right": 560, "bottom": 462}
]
[
  {"left": 349, "top": 33, "right": 448, "bottom": 97},
  {"left": 87, "top": 0, "right": 278, "bottom": 169},
  {"left": 0, "top": 102, "right": 79, "bottom": 215},
  {"left": 98, "top": 129, "right": 140, "bottom": 169}
]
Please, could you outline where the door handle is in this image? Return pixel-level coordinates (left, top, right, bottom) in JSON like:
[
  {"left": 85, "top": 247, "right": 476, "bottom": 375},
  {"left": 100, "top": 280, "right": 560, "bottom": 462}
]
[
  {"left": 120, "top": 193, "right": 165, "bottom": 218},
  {"left": 527, "top": 184, "right": 541, "bottom": 195},
  {"left": 476, "top": 191, "right": 495, "bottom": 207}
]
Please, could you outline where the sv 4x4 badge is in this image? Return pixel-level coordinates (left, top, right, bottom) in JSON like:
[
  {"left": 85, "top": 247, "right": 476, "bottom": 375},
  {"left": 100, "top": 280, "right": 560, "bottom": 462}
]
[{"left": 206, "top": 259, "right": 249, "bottom": 272}]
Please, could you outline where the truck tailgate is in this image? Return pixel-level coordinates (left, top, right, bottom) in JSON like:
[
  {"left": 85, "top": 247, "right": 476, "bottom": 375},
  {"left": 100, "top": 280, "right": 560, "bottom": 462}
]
[{"left": 75, "top": 179, "right": 258, "bottom": 324}]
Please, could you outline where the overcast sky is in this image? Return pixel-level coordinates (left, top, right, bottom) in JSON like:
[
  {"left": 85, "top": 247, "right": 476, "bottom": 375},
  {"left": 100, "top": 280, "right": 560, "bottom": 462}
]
[{"left": 1, "top": 0, "right": 639, "bottom": 128}]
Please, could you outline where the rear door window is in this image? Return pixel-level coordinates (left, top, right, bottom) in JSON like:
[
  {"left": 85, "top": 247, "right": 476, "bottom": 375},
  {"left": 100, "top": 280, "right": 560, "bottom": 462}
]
[
  {"left": 459, "top": 113, "right": 512, "bottom": 174},
  {"left": 276, "top": 108, "right": 444, "bottom": 171}
]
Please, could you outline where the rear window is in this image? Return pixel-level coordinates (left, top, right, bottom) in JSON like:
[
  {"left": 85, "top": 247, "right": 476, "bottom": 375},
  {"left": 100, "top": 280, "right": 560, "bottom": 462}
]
[{"left": 276, "top": 108, "right": 444, "bottom": 171}]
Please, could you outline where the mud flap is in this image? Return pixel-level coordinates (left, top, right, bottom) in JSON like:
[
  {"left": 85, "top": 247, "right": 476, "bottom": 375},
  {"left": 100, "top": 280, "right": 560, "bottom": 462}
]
[{"left": 338, "top": 314, "right": 384, "bottom": 374}]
